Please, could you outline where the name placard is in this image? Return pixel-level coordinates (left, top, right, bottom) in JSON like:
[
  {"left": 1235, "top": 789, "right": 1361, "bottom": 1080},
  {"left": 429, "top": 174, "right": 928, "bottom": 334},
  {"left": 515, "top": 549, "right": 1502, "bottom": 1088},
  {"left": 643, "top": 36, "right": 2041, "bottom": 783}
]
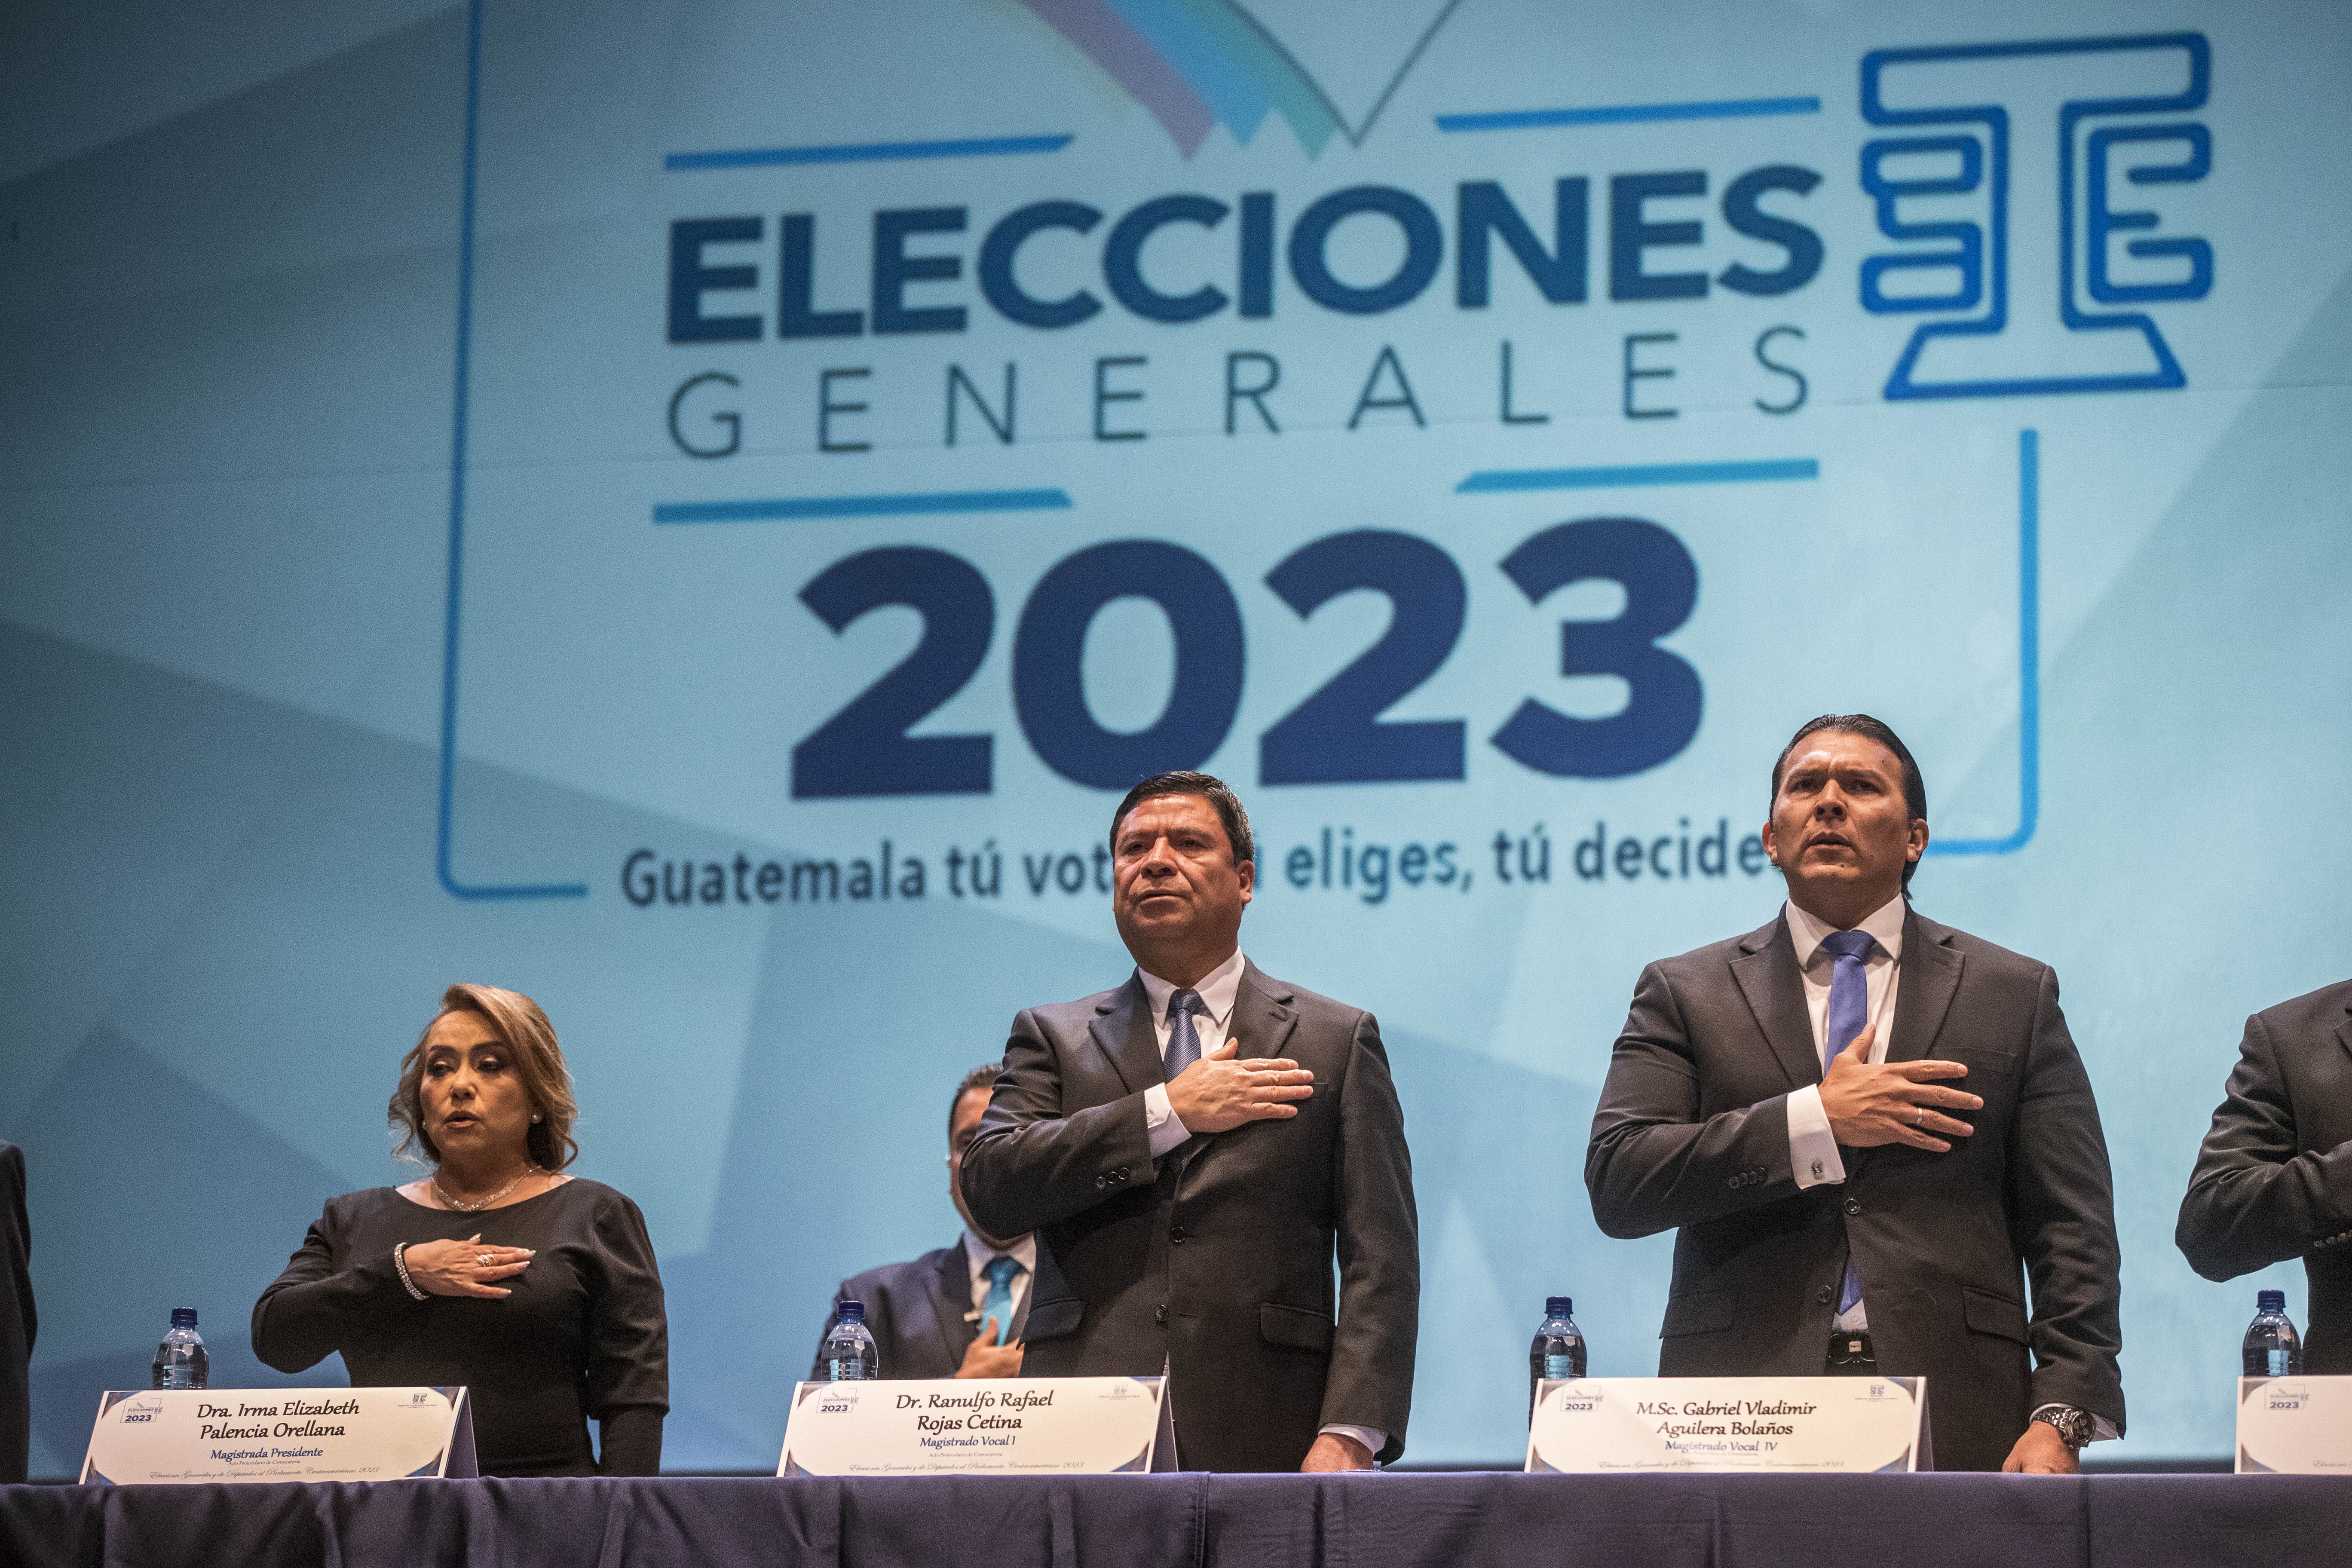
[
  {"left": 778, "top": 1377, "right": 1172, "bottom": 1476},
  {"left": 1527, "top": 1377, "right": 1928, "bottom": 1473},
  {"left": 2236, "top": 1376, "right": 2352, "bottom": 1473},
  {"left": 80, "top": 1387, "right": 477, "bottom": 1484}
]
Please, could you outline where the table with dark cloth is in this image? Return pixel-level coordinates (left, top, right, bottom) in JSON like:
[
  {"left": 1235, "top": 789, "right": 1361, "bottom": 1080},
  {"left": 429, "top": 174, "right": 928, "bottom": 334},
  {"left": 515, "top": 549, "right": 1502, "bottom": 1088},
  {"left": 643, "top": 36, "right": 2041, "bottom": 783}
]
[{"left": 2, "top": 1471, "right": 2342, "bottom": 1567}]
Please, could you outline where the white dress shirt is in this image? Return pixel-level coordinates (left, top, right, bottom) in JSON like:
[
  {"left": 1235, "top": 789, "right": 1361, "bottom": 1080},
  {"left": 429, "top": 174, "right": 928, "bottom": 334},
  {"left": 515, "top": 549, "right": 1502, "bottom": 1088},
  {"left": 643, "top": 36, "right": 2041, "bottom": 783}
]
[
  {"left": 960, "top": 1228, "right": 1036, "bottom": 1338},
  {"left": 1131, "top": 949, "right": 1385, "bottom": 1463}
]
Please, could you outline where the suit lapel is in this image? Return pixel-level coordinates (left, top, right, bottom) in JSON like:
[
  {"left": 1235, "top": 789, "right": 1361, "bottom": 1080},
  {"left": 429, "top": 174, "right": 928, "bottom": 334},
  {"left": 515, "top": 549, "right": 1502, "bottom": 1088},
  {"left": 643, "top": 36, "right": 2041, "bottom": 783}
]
[
  {"left": 2335, "top": 1010, "right": 2352, "bottom": 1069},
  {"left": 1887, "top": 909, "right": 1963, "bottom": 1064},
  {"left": 1091, "top": 975, "right": 1165, "bottom": 1095},
  {"left": 934, "top": 1239, "right": 975, "bottom": 1370},
  {"left": 1730, "top": 916, "right": 1823, "bottom": 1089},
  {"left": 1231, "top": 962, "right": 1301, "bottom": 1062}
]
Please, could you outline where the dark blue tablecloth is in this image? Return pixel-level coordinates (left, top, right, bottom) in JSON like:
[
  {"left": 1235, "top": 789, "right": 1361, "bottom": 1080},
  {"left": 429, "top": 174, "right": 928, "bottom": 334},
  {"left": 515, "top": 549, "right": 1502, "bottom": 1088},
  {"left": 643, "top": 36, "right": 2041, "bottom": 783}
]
[{"left": 2, "top": 1471, "right": 2343, "bottom": 1567}]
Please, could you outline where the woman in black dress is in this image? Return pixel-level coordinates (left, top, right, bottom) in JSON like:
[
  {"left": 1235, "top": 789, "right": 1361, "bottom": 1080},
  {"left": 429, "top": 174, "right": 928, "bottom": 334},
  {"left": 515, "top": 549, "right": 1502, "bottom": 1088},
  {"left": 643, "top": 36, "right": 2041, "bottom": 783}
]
[{"left": 253, "top": 983, "right": 668, "bottom": 1476}]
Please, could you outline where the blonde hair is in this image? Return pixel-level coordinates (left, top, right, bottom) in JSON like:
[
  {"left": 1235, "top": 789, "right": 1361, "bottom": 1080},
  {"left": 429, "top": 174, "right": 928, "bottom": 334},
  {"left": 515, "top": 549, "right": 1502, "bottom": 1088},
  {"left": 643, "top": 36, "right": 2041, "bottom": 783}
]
[{"left": 389, "top": 983, "right": 579, "bottom": 1170}]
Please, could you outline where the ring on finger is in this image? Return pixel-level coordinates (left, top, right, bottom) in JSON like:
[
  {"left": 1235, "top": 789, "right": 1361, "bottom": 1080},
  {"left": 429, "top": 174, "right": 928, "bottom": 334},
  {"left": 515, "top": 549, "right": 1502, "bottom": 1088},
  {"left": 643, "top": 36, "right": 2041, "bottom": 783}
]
[{"left": 476, "top": 1252, "right": 493, "bottom": 1265}]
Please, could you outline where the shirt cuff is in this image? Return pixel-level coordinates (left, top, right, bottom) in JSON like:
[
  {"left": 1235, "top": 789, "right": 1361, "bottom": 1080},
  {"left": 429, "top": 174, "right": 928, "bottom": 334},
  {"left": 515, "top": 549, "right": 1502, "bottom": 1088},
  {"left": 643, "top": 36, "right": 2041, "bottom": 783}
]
[
  {"left": 1787, "top": 1086, "right": 1846, "bottom": 1188},
  {"left": 1319, "top": 1423, "right": 1385, "bottom": 1461},
  {"left": 1144, "top": 1084, "right": 1192, "bottom": 1158},
  {"left": 2032, "top": 1403, "right": 2119, "bottom": 1443}
]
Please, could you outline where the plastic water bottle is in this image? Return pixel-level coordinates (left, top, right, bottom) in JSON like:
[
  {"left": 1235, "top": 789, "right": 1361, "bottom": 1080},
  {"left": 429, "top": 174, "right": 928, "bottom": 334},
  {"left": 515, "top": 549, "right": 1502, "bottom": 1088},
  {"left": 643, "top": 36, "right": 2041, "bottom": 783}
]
[
  {"left": 1528, "top": 1295, "right": 1585, "bottom": 1422},
  {"left": 151, "top": 1308, "right": 209, "bottom": 1390},
  {"left": 2242, "top": 1289, "right": 2303, "bottom": 1378},
  {"left": 823, "top": 1298, "right": 879, "bottom": 1381}
]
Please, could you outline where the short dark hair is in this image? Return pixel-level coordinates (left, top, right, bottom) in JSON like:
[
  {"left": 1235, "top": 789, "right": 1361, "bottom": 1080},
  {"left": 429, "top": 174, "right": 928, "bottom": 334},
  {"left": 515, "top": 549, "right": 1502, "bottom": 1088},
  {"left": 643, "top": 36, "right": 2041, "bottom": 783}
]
[
  {"left": 1108, "top": 770, "right": 1255, "bottom": 867},
  {"left": 950, "top": 1063, "right": 998, "bottom": 1140},
  {"left": 1769, "top": 714, "right": 1928, "bottom": 890}
]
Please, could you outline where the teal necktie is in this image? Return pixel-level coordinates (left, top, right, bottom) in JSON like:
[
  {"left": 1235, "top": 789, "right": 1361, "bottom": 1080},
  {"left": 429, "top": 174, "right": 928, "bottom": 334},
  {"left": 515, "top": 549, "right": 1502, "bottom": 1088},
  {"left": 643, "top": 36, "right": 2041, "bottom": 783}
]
[{"left": 980, "top": 1254, "right": 1023, "bottom": 1341}]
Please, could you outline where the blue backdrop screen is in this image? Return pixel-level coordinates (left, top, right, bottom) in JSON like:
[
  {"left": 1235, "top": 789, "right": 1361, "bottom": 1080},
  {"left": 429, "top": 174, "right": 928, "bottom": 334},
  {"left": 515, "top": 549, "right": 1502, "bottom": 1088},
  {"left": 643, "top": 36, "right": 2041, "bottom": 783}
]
[{"left": 4, "top": 0, "right": 2349, "bottom": 1472}]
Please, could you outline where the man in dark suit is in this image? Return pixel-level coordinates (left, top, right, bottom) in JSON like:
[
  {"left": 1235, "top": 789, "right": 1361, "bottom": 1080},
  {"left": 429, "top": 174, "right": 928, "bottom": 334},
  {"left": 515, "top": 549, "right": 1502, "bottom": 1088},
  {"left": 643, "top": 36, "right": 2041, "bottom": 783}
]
[
  {"left": 1586, "top": 715, "right": 2124, "bottom": 1473},
  {"left": 810, "top": 1066, "right": 1033, "bottom": 1381},
  {"left": 961, "top": 771, "right": 1418, "bottom": 1472},
  {"left": 2177, "top": 981, "right": 2352, "bottom": 1369},
  {"left": 0, "top": 1140, "right": 32, "bottom": 1485}
]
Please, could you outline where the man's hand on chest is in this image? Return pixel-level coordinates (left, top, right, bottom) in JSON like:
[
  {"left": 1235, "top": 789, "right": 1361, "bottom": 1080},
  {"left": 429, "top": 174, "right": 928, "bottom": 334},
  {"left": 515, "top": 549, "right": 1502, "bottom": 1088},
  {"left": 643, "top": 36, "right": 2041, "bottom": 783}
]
[
  {"left": 1165, "top": 1040, "right": 1317, "bottom": 1134},
  {"left": 1819, "top": 1023, "right": 1981, "bottom": 1152}
]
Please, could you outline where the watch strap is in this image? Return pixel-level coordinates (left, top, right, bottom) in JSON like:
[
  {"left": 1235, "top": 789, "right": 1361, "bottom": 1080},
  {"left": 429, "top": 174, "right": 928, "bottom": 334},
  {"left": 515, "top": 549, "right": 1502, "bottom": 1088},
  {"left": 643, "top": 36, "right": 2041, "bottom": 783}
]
[{"left": 2031, "top": 1405, "right": 2092, "bottom": 1449}]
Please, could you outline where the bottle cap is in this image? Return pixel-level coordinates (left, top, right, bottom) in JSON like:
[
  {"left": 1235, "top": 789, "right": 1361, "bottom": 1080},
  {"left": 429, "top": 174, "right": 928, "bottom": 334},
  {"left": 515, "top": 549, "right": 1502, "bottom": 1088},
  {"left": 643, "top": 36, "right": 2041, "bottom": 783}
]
[
  {"left": 170, "top": 1308, "right": 198, "bottom": 1328},
  {"left": 2258, "top": 1289, "right": 2286, "bottom": 1312},
  {"left": 838, "top": 1299, "right": 865, "bottom": 1325},
  {"left": 1547, "top": 1296, "right": 1573, "bottom": 1318}
]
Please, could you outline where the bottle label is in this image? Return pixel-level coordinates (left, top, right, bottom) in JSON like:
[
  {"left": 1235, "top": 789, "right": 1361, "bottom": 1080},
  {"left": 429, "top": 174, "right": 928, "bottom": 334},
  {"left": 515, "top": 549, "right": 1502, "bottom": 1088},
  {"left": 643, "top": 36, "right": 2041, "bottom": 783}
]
[{"left": 1544, "top": 1354, "right": 1577, "bottom": 1380}]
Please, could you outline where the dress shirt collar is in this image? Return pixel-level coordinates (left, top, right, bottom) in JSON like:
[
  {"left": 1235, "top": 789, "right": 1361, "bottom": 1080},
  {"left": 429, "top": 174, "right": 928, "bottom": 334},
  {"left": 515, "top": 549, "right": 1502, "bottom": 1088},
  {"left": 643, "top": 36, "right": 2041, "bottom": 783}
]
[
  {"left": 1134, "top": 947, "right": 1247, "bottom": 1029},
  {"left": 962, "top": 1228, "right": 1036, "bottom": 1287},
  {"left": 1783, "top": 893, "right": 1908, "bottom": 970}
]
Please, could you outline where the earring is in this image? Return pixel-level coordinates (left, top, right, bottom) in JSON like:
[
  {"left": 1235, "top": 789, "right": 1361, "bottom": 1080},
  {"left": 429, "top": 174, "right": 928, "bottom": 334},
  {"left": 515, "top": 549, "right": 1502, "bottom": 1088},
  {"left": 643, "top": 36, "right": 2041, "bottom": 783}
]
[{"left": 532, "top": 1114, "right": 542, "bottom": 1123}]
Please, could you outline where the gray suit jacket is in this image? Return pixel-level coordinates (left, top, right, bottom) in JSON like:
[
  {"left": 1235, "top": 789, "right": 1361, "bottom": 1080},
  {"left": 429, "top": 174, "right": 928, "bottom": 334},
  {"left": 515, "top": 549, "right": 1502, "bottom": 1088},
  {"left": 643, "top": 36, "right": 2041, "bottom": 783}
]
[
  {"left": 1585, "top": 908, "right": 2124, "bottom": 1472},
  {"left": 2177, "top": 979, "right": 2352, "bottom": 1370},
  {"left": 960, "top": 961, "right": 1418, "bottom": 1470},
  {"left": 811, "top": 1239, "right": 1028, "bottom": 1383}
]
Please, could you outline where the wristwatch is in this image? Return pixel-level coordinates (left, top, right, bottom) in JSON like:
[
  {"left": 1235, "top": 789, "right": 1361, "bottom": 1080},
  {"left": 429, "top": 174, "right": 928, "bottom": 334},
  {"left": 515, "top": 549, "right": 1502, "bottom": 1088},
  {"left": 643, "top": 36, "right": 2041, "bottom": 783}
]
[{"left": 2031, "top": 1405, "right": 2094, "bottom": 1450}]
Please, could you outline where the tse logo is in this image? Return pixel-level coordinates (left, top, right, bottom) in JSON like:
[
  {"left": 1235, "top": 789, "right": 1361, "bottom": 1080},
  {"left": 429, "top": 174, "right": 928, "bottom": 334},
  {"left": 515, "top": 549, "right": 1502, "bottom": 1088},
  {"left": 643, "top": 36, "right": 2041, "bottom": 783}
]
[{"left": 1861, "top": 33, "right": 2214, "bottom": 398}]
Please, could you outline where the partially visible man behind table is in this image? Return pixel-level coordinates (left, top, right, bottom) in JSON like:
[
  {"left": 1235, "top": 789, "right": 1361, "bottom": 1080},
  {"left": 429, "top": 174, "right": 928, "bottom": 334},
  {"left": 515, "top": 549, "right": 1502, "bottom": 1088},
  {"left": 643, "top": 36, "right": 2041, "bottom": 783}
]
[
  {"left": 811, "top": 1063, "right": 1035, "bottom": 1381},
  {"left": 2177, "top": 977, "right": 2352, "bottom": 1369},
  {"left": 0, "top": 1141, "right": 31, "bottom": 1484}
]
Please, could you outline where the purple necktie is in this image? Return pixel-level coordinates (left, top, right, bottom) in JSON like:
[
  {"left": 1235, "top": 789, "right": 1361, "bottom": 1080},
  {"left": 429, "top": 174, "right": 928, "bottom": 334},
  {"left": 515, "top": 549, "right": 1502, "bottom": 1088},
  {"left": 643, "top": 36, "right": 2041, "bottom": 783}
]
[
  {"left": 1820, "top": 930, "right": 1874, "bottom": 1069},
  {"left": 1819, "top": 929, "right": 1874, "bottom": 1317}
]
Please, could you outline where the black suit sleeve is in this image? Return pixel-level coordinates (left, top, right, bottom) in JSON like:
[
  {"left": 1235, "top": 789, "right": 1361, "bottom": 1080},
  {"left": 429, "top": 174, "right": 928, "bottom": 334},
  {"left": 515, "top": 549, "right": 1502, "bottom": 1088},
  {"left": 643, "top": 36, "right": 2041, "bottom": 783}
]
[
  {"left": 1323, "top": 1012, "right": 1418, "bottom": 1461},
  {"left": 2178, "top": 1011, "right": 2352, "bottom": 1279},
  {"left": 2003, "top": 966, "right": 2125, "bottom": 1425},
  {"left": 596, "top": 1405, "right": 662, "bottom": 1475},
  {"left": 250, "top": 1208, "right": 428, "bottom": 1373},
  {"left": 1585, "top": 962, "right": 1804, "bottom": 1238},
  {"left": 961, "top": 1009, "right": 1157, "bottom": 1240},
  {"left": 582, "top": 1193, "right": 669, "bottom": 1421},
  {"left": 0, "top": 1143, "right": 31, "bottom": 1485}
]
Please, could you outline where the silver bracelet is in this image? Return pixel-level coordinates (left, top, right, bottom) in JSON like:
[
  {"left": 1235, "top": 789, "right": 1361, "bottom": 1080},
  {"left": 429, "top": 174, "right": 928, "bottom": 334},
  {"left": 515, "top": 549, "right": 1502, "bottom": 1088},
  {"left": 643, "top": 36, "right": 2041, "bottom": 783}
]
[{"left": 392, "top": 1242, "right": 428, "bottom": 1302}]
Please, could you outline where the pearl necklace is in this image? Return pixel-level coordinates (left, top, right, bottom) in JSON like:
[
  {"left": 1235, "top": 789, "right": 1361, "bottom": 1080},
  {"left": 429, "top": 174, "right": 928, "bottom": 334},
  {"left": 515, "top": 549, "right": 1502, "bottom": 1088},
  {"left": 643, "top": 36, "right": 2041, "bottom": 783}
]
[{"left": 431, "top": 1165, "right": 539, "bottom": 1212}]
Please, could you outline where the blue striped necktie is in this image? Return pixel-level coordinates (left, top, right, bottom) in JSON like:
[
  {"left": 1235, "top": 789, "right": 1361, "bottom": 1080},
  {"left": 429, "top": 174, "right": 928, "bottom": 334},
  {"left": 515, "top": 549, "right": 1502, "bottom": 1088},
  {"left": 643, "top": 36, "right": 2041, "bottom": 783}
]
[
  {"left": 1162, "top": 989, "right": 1205, "bottom": 1159},
  {"left": 1164, "top": 988, "right": 1205, "bottom": 1078}
]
